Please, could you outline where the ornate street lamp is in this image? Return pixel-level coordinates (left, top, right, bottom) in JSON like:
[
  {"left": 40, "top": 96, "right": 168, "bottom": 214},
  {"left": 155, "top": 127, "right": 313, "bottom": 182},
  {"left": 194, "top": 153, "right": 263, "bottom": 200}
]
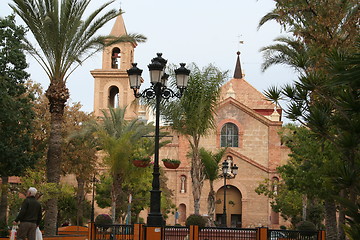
[
  {"left": 127, "top": 53, "right": 190, "bottom": 226},
  {"left": 221, "top": 159, "right": 238, "bottom": 227}
]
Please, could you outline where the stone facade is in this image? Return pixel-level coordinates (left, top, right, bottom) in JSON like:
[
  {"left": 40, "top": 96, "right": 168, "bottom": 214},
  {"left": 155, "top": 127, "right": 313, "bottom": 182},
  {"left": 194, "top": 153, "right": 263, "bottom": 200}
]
[{"left": 92, "top": 14, "right": 289, "bottom": 228}]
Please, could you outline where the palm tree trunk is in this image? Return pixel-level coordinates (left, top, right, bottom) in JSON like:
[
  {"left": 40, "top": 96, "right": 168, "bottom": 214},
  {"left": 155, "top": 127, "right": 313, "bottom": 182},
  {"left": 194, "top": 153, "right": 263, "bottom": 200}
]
[
  {"left": 44, "top": 82, "right": 69, "bottom": 235},
  {"left": 112, "top": 172, "right": 124, "bottom": 223},
  {"left": 324, "top": 198, "right": 338, "bottom": 240},
  {"left": 338, "top": 190, "right": 346, "bottom": 240},
  {"left": 207, "top": 181, "right": 215, "bottom": 227},
  {"left": 76, "top": 177, "right": 85, "bottom": 226},
  {"left": 302, "top": 195, "right": 307, "bottom": 221},
  {"left": 0, "top": 177, "right": 9, "bottom": 225},
  {"left": 190, "top": 138, "right": 204, "bottom": 215}
]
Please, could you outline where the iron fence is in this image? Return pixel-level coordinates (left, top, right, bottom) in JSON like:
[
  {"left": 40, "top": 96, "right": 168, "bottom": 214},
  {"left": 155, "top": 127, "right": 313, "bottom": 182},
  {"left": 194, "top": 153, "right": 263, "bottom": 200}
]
[
  {"left": 95, "top": 224, "right": 134, "bottom": 240},
  {"left": 268, "top": 229, "right": 319, "bottom": 240},
  {"left": 163, "top": 226, "right": 189, "bottom": 240},
  {"left": 93, "top": 224, "right": 322, "bottom": 240},
  {"left": 199, "top": 227, "right": 257, "bottom": 240}
]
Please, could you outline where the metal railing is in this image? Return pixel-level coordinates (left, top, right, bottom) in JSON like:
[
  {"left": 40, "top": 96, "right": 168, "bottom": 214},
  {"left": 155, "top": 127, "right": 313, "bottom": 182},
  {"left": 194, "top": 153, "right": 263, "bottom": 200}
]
[
  {"left": 95, "top": 224, "right": 134, "bottom": 240},
  {"left": 199, "top": 227, "right": 257, "bottom": 240},
  {"left": 268, "top": 229, "right": 319, "bottom": 240},
  {"left": 163, "top": 226, "right": 189, "bottom": 240},
  {"left": 93, "top": 224, "right": 323, "bottom": 240}
]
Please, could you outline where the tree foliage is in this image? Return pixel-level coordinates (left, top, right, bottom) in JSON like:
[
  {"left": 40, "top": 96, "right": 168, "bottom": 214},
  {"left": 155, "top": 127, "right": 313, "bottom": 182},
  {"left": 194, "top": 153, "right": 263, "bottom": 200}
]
[
  {"left": 0, "top": 14, "right": 35, "bottom": 227},
  {"left": 199, "top": 147, "right": 226, "bottom": 225},
  {"left": 9, "top": 0, "right": 146, "bottom": 234},
  {"left": 91, "top": 107, "right": 155, "bottom": 222},
  {"left": 0, "top": 14, "right": 35, "bottom": 179},
  {"left": 259, "top": 1, "right": 359, "bottom": 237},
  {"left": 162, "top": 63, "right": 228, "bottom": 215},
  {"left": 259, "top": 0, "right": 359, "bottom": 51}
]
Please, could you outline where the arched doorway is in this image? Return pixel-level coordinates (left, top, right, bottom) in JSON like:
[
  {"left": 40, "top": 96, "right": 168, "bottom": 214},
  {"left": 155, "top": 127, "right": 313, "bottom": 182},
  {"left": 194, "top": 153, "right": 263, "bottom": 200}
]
[
  {"left": 215, "top": 185, "right": 242, "bottom": 227},
  {"left": 178, "top": 204, "right": 186, "bottom": 225}
]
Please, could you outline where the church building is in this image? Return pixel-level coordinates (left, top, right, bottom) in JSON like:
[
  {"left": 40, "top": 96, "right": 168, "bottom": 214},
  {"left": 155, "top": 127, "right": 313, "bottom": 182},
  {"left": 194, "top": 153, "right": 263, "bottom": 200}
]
[{"left": 91, "top": 13, "right": 289, "bottom": 229}]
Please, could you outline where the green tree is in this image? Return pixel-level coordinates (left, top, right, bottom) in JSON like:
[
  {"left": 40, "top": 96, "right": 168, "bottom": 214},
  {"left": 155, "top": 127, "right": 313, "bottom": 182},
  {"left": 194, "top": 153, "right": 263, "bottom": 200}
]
[
  {"left": 259, "top": 1, "right": 359, "bottom": 238},
  {"left": 94, "top": 164, "right": 174, "bottom": 224},
  {"left": 62, "top": 103, "right": 98, "bottom": 226},
  {"left": 256, "top": 125, "right": 337, "bottom": 228},
  {"left": 93, "top": 107, "right": 154, "bottom": 222},
  {"left": 0, "top": 14, "right": 35, "bottom": 230},
  {"left": 262, "top": 42, "right": 359, "bottom": 240},
  {"left": 162, "top": 63, "right": 227, "bottom": 215},
  {"left": 199, "top": 147, "right": 226, "bottom": 225},
  {"left": 10, "top": 0, "right": 146, "bottom": 234},
  {"left": 256, "top": 178, "right": 303, "bottom": 227}
]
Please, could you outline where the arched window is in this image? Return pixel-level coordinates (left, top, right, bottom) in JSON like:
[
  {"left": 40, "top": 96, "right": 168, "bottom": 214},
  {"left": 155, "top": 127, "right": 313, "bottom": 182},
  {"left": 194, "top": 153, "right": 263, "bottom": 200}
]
[
  {"left": 109, "top": 86, "right": 119, "bottom": 108},
  {"left": 180, "top": 175, "right": 187, "bottom": 193},
  {"left": 221, "top": 123, "right": 239, "bottom": 147},
  {"left": 111, "top": 48, "right": 121, "bottom": 69}
]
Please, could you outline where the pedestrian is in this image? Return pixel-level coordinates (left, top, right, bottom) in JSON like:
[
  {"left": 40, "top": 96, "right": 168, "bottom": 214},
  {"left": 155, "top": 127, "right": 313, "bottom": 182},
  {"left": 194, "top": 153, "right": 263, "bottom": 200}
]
[{"left": 13, "top": 187, "right": 42, "bottom": 240}]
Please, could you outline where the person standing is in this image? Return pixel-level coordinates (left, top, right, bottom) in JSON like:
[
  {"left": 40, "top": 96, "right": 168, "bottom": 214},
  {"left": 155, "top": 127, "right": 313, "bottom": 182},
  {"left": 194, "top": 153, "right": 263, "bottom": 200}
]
[{"left": 13, "top": 187, "right": 42, "bottom": 240}]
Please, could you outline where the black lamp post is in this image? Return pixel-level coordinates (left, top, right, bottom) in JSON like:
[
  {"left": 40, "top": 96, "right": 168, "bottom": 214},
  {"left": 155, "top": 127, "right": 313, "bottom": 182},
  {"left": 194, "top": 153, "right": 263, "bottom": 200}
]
[
  {"left": 221, "top": 160, "right": 238, "bottom": 227},
  {"left": 90, "top": 175, "right": 97, "bottom": 240},
  {"left": 127, "top": 53, "right": 190, "bottom": 227},
  {"left": 90, "top": 175, "right": 96, "bottom": 223}
]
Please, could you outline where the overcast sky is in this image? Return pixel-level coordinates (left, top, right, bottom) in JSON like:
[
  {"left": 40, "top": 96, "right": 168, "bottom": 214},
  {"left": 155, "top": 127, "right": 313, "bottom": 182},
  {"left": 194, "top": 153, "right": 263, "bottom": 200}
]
[{"left": 1, "top": 0, "right": 296, "bottom": 117}]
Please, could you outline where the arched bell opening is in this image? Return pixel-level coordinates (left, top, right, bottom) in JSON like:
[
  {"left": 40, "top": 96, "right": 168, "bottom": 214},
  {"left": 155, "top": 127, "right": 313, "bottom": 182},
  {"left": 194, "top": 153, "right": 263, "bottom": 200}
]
[
  {"left": 111, "top": 47, "right": 121, "bottom": 69},
  {"left": 108, "top": 86, "right": 120, "bottom": 108}
]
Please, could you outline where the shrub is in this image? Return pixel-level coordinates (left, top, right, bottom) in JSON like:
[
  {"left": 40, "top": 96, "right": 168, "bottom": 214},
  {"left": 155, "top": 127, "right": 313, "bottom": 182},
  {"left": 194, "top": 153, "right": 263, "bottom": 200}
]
[
  {"left": 280, "top": 225, "right": 287, "bottom": 230},
  {"left": 185, "top": 214, "right": 207, "bottom": 228},
  {"left": 0, "top": 221, "right": 8, "bottom": 237},
  {"left": 296, "top": 221, "right": 317, "bottom": 236},
  {"left": 95, "top": 214, "right": 112, "bottom": 226}
]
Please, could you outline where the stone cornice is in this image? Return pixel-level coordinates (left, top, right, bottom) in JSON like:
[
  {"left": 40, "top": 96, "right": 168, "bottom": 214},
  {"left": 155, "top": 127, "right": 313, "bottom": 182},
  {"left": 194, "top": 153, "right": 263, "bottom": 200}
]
[{"left": 90, "top": 69, "right": 129, "bottom": 78}]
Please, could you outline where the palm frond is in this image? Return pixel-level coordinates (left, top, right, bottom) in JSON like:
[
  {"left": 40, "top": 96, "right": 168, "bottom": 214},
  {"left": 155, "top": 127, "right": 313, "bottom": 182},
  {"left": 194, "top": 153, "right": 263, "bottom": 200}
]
[{"left": 258, "top": 11, "right": 280, "bottom": 29}]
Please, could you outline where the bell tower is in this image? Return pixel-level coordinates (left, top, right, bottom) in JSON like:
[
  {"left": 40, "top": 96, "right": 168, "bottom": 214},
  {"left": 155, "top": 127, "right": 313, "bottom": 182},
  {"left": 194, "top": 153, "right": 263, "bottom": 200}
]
[{"left": 91, "top": 13, "right": 138, "bottom": 119}]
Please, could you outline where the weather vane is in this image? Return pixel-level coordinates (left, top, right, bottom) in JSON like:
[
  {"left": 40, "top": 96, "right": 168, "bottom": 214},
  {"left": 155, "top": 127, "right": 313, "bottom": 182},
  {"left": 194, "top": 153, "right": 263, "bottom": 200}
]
[{"left": 237, "top": 34, "right": 244, "bottom": 51}]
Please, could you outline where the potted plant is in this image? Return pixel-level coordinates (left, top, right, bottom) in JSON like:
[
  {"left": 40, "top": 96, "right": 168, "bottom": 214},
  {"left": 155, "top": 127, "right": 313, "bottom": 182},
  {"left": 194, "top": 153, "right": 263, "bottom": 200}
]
[
  {"left": 132, "top": 156, "right": 151, "bottom": 168},
  {"left": 162, "top": 158, "right": 181, "bottom": 169}
]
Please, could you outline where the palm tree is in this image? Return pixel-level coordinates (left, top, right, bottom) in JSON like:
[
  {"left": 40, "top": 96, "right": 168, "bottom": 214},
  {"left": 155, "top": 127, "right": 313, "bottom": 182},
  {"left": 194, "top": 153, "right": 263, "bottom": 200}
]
[
  {"left": 261, "top": 35, "right": 359, "bottom": 240},
  {"left": 94, "top": 107, "right": 154, "bottom": 222},
  {"left": 199, "top": 147, "right": 227, "bottom": 226},
  {"left": 162, "top": 63, "right": 227, "bottom": 215},
  {"left": 10, "top": 0, "right": 146, "bottom": 234},
  {"left": 259, "top": 2, "right": 359, "bottom": 239}
]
